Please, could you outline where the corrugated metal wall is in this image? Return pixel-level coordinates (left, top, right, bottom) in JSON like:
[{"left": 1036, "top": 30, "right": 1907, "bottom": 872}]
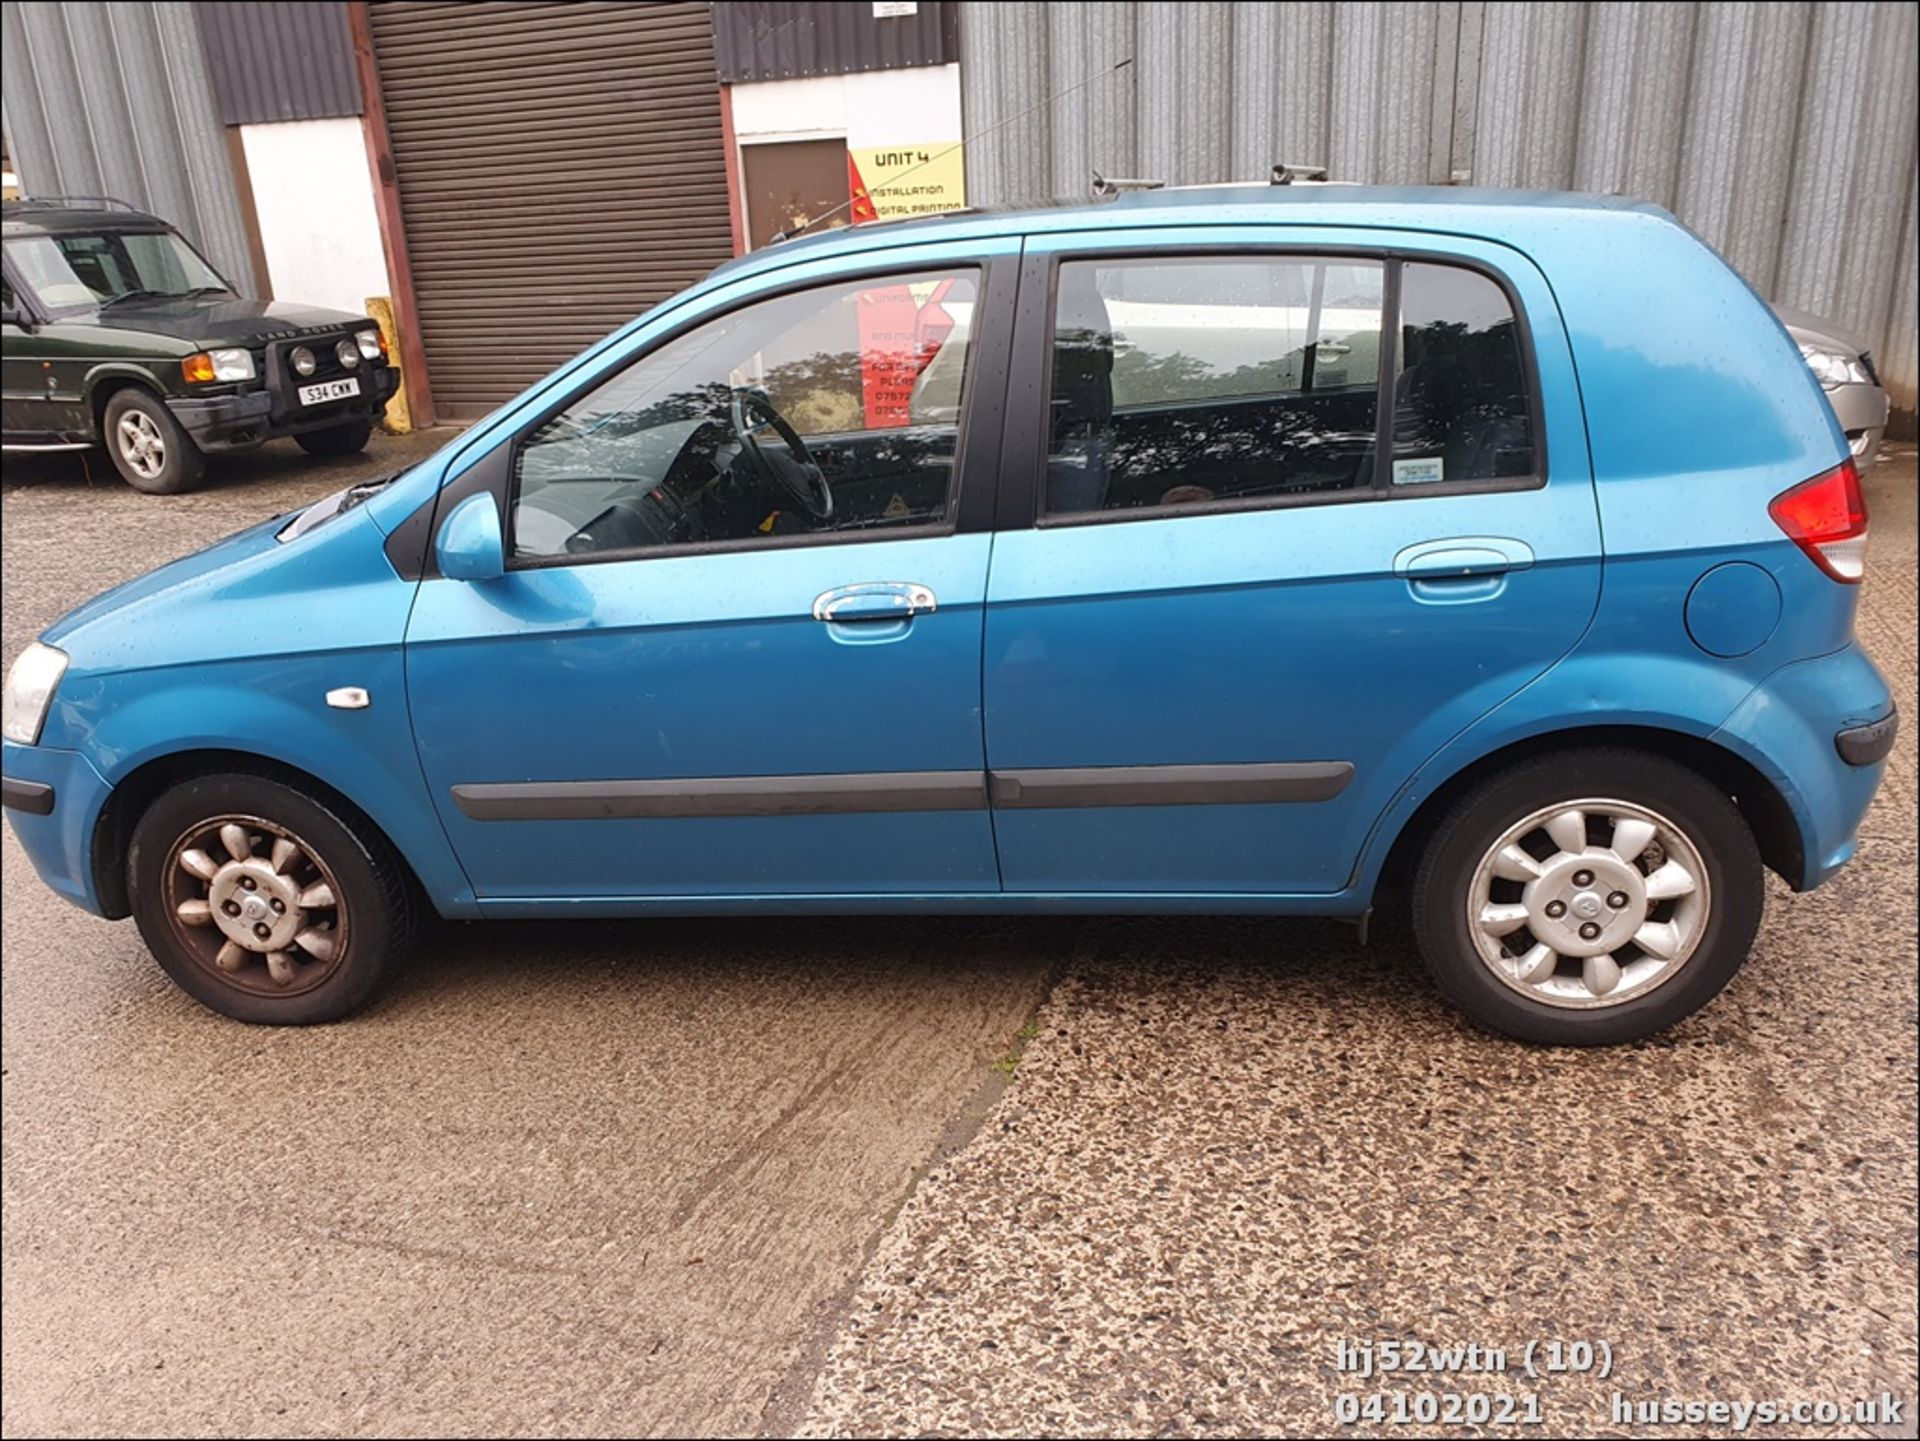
[
  {"left": 958, "top": 0, "right": 1920, "bottom": 413},
  {"left": 195, "top": 1, "right": 361, "bottom": 126},
  {"left": 713, "top": 0, "right": 958, "bottom": 83},
  {"left": 0, "top": 0, "right": 260, "bottom": 294}
]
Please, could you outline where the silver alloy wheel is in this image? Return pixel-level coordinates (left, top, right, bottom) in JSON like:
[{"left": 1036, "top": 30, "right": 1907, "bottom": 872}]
[
  {"left": 163, "top": 814, "right": 347, "bottom": 997},
  {"left": 1467, "top": 797, "right": 1711, "bottom": 1009},
  {"left": 116, "top": 409, "right": 167, "bottom": 481}
]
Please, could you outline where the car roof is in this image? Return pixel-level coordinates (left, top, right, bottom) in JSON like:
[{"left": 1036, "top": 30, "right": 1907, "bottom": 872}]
[
  {"left": 705, "top": 183, "right": 1670, "bottom": 284},
  {"left": 2, "top": 201, "right": 174, "bottom": 238}
]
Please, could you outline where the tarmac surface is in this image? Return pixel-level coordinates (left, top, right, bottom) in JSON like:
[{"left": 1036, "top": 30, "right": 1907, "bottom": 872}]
[{"left": 2, "top": 433, "right": 1914, "bottom": 1437}]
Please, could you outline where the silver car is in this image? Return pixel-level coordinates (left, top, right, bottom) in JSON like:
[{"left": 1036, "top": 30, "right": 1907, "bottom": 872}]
[{"left": 1773, "top": 303, "right": 1889, "bottom": 468}]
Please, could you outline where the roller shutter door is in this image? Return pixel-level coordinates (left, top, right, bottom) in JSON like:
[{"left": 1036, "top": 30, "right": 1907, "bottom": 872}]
[{"left": 369, "top": 1, "right": 735, "bottom": 419}]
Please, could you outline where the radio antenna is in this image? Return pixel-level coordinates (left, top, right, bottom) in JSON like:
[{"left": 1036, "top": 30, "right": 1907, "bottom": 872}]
[{"left": 770, "top": 55, "right": 1135, "bottom": 243}]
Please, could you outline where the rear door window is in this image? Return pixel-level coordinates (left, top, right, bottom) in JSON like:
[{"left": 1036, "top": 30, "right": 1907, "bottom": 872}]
[
  {"left": 1037, "top": 252, "right": 1540, "bottom": 520},
  {"left": 1045, "top": 256, "right": 1385, "bottom": 515}
]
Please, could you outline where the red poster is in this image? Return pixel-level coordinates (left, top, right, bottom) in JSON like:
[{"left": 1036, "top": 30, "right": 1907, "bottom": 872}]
[
  {"left": 847, "top": 154, "right": 879, "bottom": 224},
  {"left": 855, "top": 282, "right": 918, "bottom": 428}
]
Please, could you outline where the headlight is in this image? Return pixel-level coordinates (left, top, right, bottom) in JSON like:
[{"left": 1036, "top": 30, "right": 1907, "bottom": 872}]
[
  {"left": 1798, "top": 344, "right": 1868, "bottom": 391},
  {"left": 211, "top": 347, "right": 255, "bottom": 381},
  {"left": 336, "top": 338, "right": 361, "bottom": 370},
  {"left": 181, "top": 348, "right": 255, "bottom": 383},
  {"left": 291, "top": 345, "right": 317, "bottom": 377},
  {"left": 355, "top": 328, "right": 385, "bottom": 360},
  {"left": 3, "top": 643, "right": 69, "bottom": 745}
]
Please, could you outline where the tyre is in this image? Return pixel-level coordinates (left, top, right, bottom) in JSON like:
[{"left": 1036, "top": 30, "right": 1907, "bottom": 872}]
[
  {"left": 294, "top": 419, "right": 374, "bottom": 457},
  {"left": 128, "top": 772, "right": 412, "bottom": 1024},
  {"left": 103, "top": 388, "right": 207, "bottom": 494},
  {"left": 1411, "top": 748, "right": 1764, "bottom": 1045}
]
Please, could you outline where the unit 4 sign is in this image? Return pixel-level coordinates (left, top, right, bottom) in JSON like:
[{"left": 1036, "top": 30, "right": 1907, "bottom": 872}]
[{"left": 847, "top": 145, "right": 967, "bottom": 223}]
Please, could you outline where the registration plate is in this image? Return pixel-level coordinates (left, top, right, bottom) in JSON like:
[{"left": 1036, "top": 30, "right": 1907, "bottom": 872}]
[{"left": 297, "top": 377, "right": 360, "bottom": 406}]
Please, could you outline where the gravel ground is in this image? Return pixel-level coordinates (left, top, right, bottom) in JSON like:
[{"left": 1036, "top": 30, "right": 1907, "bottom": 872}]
[
  {"left": 801, "top": 451, "right": 1919, "bottom": 1438},
  {"left": 2, "top": 436, "right": 1913, "bottom": 1438}
]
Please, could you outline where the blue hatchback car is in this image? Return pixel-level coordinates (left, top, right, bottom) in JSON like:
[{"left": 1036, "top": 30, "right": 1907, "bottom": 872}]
[{"left": 1, "top": 186, "right": 1897, "bottom": 1043}]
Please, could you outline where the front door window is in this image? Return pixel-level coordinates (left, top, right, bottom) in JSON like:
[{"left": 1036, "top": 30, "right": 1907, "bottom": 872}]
[{"left": 510, "top": 269, "right": 981, "bottom": 561}]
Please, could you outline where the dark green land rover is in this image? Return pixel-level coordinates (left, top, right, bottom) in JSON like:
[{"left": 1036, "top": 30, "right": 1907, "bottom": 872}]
[{"left": 2, "top": 197, "right": 400, "bottom": 493}]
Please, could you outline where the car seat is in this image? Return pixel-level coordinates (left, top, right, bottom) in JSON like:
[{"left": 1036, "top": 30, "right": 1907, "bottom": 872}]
[{"left": 1045, "top": 268, "right": 1115, "bottom": 513}]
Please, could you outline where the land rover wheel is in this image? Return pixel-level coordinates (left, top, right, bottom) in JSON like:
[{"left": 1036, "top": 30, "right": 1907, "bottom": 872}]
[
  {"left": 295, "top": 419, "right": 374, "bottom": 457},
  {"left": 103, "top": 388, "right": 206, "bottom": 494}
]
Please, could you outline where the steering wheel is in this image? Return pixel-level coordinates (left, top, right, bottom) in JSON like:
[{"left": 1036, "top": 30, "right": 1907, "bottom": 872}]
[{"left": 730, "top": 387, "right": 834, "bottom": 522}]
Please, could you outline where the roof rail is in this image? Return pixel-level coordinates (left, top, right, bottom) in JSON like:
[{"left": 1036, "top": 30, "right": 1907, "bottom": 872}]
[
  {"left": 1271, "top": 163, "right": 1330, "bottom": 185},
  {"left": 1, "top": 194, "right": 142, "bottom": 213},
  {"left": 1091, "top": 172, "right": 1165, "bottom": 198}
]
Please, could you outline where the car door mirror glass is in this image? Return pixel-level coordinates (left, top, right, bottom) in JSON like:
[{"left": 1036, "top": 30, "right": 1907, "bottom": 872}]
[{"left": 436, "top": 492, "right": 505, "bottom": 582}]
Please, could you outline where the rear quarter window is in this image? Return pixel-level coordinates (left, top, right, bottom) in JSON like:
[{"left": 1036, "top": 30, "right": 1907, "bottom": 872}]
[{"left": 1391, "top": 263, "right": 1536, "bottom": 487}]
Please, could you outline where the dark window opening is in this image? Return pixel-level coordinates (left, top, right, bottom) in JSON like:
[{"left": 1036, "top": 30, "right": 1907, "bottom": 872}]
[
  {"left": 1040, "top": 253, "right": 1539, "bottom": 521},
  {"left": 1391, "top": 262, "right": 1535, "bottom": 486}
]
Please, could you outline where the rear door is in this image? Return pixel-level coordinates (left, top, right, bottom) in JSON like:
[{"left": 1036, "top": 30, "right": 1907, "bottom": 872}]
[
  {"left": 2, "top": 260, "right": 79, "bottom": 440},
  {"left": 982, "top": 227, "right": 1601, "bottom": 896}
]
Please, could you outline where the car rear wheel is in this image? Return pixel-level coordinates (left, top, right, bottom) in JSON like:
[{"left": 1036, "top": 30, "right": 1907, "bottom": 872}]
[
  {"left": 1411, "top": 748, "right": 1764, "bottom": 1045},
  {"left": 295, "top": 419, "right": 374, "bottom": 457},
  {"left": 103, "top": 388, "right": 206, "bottom": 494},
  {"left": 128, "top": 772, "right": 412, "bottom": 1024}
]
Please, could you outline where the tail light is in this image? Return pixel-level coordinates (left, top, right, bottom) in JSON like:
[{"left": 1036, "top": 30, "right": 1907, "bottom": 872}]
[{"left": 1769, "top": 459, "right": 1868, "bottom": 583}]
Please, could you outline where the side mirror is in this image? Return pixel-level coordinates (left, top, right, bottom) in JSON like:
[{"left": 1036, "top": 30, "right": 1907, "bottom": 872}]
[
  {"left": 435, "top": 493, "right": 505, "bottom": 582},
  {"left": 0, "top": 304, "right": 29, "bottom": 329}
]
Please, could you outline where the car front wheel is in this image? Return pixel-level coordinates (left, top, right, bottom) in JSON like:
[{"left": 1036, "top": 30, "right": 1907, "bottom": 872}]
[
  {"left": 128, "top": 772, "right": 412, "bottom": 1024},
  {"left": 1411, "top": 748, "right": 1764, "bottom": 1045},
  {"left": 294, "top": 418, "right": 374, "bottom": 457},
  {"left": 103, "top": 388, "right": 207, "bottom": 494}
]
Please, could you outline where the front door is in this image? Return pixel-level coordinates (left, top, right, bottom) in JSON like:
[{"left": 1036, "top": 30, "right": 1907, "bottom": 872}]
[
  {"left": 982, "top": 232, "right": 1602, "bottom": 896},
  {"left": 406, "top": 258, "right": 1010, "bottom": 903}
]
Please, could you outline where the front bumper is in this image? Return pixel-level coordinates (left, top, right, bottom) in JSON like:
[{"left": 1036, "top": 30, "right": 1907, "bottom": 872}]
[
  {"left": 1827, "top": 380, "right": 1889, "bottom": 468},
  {"left": 1713, "top": 642, "right": 1896, "bottom": 890},
  {"left": 0, "top": 739, "right": 116, "bottom": 915},
  {"left": 167, "top": 365, "right": 399, "bottom": 452}
]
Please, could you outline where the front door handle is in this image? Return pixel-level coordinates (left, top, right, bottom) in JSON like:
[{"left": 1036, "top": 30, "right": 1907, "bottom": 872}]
[
  {"left": 812, "top": 581, "right": 938, "bottom": 623},
  {"left": 1402, "top": 546, "right": 1515, "bottom": 580}
]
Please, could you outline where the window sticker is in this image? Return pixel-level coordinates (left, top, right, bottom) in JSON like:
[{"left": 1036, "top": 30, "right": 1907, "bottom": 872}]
[{"left": 1393, "top": 456, "right": 1445, "bottom": 486}]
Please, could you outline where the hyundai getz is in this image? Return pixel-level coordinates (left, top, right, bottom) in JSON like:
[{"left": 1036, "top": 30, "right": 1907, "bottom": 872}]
[{"left": 1, "top": 187, "right": 1897, "bottom": 1044}]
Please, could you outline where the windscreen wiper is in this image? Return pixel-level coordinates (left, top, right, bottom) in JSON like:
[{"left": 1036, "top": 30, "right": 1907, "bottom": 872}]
[
  {"left": 97, "top": 288, "right": 170, "bottom": 308},
  {"left": 275, "top": 472, "right": 401, "bottom": 543}
]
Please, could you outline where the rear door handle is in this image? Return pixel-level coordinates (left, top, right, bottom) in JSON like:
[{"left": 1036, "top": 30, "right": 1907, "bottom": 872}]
[
  {"left": 812, "top": 581, "right": 938, "bottom": 623},
  {"left": 1393, "top": 537, "right": 1535, "bottom": 604},
  {"left": 1393, "top": 537, "right": 1536, "bottom": 580}
]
